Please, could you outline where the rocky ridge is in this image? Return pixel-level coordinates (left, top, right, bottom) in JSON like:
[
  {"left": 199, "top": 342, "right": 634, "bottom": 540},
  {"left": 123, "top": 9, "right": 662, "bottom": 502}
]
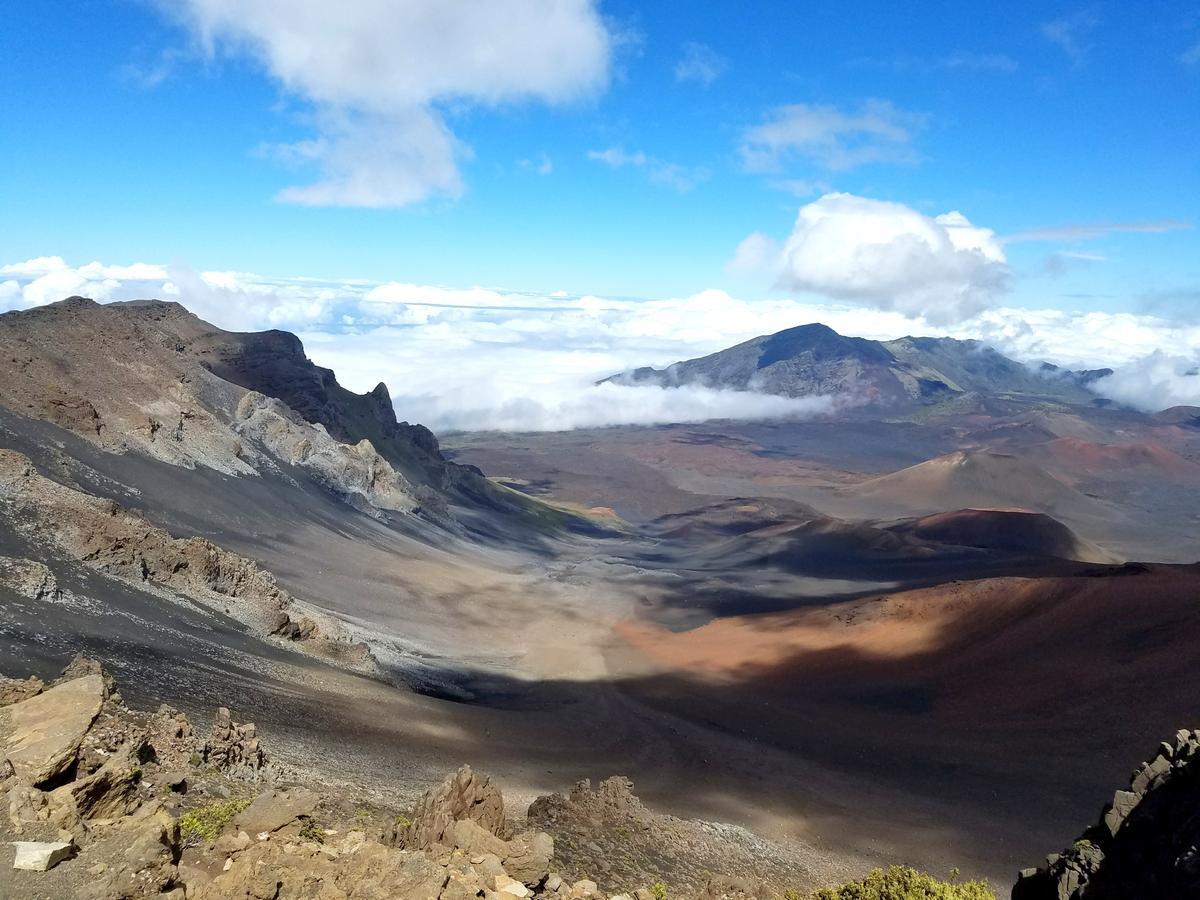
[
  {"left": 1013, "top": 728, "right": 1200, "bottom": 899},
  {"left": 0, "top": 447, "right": 370, "bottom": 668},
  {"left": 0, "top": 297, "right": 469, "bottom": 521}
]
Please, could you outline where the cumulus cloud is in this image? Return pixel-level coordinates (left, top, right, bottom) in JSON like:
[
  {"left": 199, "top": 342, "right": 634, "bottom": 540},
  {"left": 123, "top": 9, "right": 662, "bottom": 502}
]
[
  {"left": 9, "top": 254, "right": 1200, "bottom": 428},
  {"left": 161, "top": 0, "right": 611, "bottom": 207},
  {"left": 1090, "top": 352, "right": 1200, "bottom": 411},
  {"left": 586, "top": 147, "right": 710, "bottom": 192},
  {"left": 674, "top": 42, "right": 726, "bottom": 85},
  {"left": 740, "top": 100, "right": 925, "bottom": 173},
  {"left": 748, "top": 193, "right": 1008, "bottom": 323}
]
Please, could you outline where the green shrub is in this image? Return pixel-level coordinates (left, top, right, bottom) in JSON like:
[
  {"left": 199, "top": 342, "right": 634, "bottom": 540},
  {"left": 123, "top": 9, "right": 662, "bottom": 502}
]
[
  {"left": 650, "top": 882, "right": 667, "bottom": 900},
  {"left": 179, "top": 798, "right": 251, "bottom": 847},
  {"left": 298, "top": 818, "right": 325, "bottom": 844},
  {"left": 810, "top": 865, "right": 995, "bottom": 900}
]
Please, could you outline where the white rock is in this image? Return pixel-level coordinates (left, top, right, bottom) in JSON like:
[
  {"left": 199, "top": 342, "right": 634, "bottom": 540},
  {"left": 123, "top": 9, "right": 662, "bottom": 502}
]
[
  {"left": 12, "top": 840, "right": 75, "bottom": 871},
  {"left": 495, "top": 874, "right": 531, "bottom": 898},
  {"left": 223, "top": 857, "right": 233, "bottom": 872}
]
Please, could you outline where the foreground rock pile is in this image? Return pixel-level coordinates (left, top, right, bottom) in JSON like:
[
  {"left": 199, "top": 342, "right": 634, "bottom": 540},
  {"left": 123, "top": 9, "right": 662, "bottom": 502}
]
[
  {"left": 2, "top": 657, "right": 792, "bottom": 900},
  {"left": 1013, "top": 728, "right": 1200, "bottom": 899}
]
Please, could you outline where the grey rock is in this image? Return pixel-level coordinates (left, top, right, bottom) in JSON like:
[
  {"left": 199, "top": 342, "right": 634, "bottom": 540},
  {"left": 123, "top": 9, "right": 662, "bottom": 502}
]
[{"left": 12, "top": 839, "right": 75, "bottom": 871}]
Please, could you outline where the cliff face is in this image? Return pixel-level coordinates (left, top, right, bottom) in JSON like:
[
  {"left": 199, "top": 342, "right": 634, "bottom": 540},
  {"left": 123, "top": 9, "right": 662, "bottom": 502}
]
[
  {"left": 1013, "top": 728, "right": 1200, "bottom": 900},
  {"left": 0, "top": 297, "right": 504, "bottom": 519},
  {"left": 185, "top": 323, "right": 451, "bottom": 487}
]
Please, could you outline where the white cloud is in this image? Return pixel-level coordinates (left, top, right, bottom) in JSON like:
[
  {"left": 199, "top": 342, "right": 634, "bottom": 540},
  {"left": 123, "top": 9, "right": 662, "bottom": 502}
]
[
  {"left": 518, "top": 153, "right": 554, "bottom": 176},
  {"left": 725, "top": 232, "right": 780, "bottom": 277},
  {"left": 752, "top": 193, "right": 1008, "bottom": 323},
  {"left": 9, "top": 254, "right": 1200, "bottom": 428},
  {"left": 1041, "top": 11, "right": 1100, "bottom": 63},
  {"left": 586, "top": 147, "right": 710, "bottom": 192},
  {"left": 740, "top": 100, "right": 925, "bottom": 173},
  {"left": 1090, "top": 352, "right": 1200, "bottom": 411},
  {"left": 162, "top": 0, "right": 611, "bottom": 207},
  {"left": 674, "top": 42, "right": 726, "bottom": 85},
  {"left": 587, "top": 147, "right": 647, "bottom": 167}
]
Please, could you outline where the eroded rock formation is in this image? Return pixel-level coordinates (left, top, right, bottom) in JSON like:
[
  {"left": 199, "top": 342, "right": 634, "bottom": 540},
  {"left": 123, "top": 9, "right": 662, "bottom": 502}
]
[{"left": 1013, "top": 728, "right": 1200, "bottom": 899}]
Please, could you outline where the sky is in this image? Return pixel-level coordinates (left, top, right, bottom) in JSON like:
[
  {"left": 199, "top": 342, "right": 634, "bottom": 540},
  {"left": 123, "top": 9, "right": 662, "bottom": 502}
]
[{"left": 2, "top": 1, "right": 1199, "bottom": 429}]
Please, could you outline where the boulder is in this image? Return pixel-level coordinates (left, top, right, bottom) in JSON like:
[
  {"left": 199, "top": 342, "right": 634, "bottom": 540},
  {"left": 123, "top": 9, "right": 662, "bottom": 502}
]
[
  {"left": 3, "top": 673, "right": 105, "bottom": 785},
  {"left": 11, "top": 839, "right": 75, "bottom": 871},
  {"left": 399, "top": 765, "right": 508, "bottom": 850},
  {"left": 62, "top": 740, "right": 144, "bottom": 820},
  {"left": 503, "top": 830, "right": 554, "bottom": 888},
  {"left": 76, "top": 801, "right": 180, "bottom": 900},
  {"left": 233, "top": 787, "right": 319, "bottom": 835}
]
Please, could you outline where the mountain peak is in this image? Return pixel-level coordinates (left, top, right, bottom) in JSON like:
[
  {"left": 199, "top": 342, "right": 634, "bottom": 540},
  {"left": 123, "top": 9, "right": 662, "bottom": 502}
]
[{"left": 604, "top": 321, "right": 1106, "bottom": 410}]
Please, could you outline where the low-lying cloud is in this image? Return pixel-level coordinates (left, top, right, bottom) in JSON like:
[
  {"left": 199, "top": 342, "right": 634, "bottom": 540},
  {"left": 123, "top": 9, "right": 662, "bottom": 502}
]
[
  {"left": 5, "top": 255, "right": 1200, "bottom": 430},
  {"left": 394, "top": 383, "right": 835, "bottom": 433},
  {"left": 1090, "top": 352, "right": 1200, "bottom": 412}
]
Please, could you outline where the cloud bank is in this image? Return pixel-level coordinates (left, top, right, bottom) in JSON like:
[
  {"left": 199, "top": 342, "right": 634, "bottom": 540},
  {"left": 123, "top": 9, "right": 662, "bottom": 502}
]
[
  {"left": 162, "top": 0, "right": 611, "bottom": 207},
  {"left": 1091, "top": 353, "right": 1200, "bottom": 412},
  {"left": 5, "top": 256, "right": 1200, "bottom": 429}
]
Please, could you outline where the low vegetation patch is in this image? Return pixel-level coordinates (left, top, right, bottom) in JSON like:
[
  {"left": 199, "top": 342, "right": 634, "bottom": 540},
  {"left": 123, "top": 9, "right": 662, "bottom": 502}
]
[
  {"left": 809, "top": 865, "right": 995, "bottom": 900},
  {"left": 179, "top": 798, "right": 251, "bottom": 846},
  {"left": 298, "top": 818, "right": 325, "bottom": 844}
]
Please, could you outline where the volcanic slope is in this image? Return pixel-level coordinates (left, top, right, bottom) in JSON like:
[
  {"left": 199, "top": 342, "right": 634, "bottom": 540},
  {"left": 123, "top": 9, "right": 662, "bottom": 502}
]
[
  {"left": 0, "top": 297, "right": 623, "bottom": 690},
  {"left": 833, "top": 450, "right": 1112, "bottom": 521}
]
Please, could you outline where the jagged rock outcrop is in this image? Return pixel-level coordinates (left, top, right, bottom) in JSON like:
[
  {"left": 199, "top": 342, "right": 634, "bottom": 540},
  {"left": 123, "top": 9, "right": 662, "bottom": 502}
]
[
  {"left": 1013, "top": 728, "right": 1200, "bottom": 899},
  {"left": 397, "top": 764, "right": 509, "bottom": 850},
  {"left": 235, "top": 390, "right": 427, "bottom": 516},
  {"left": 202, "top": 707, "right": 267, "bottom": 779}
]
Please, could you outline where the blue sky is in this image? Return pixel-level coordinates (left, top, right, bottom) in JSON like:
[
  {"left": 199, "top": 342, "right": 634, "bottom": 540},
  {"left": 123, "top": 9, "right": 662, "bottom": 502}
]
[
  {"left": 2, "top": 1, "right": 1198, "bottom": 312},
  {"left": 2, "top": 2, "right": 1200, "bottom": 429}
]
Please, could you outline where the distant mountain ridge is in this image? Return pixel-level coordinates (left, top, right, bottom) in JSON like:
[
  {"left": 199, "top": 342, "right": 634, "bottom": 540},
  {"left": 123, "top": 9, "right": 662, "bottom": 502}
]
[{"left": 605, "top": 322, "right": 1112, "bottom": 408}]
